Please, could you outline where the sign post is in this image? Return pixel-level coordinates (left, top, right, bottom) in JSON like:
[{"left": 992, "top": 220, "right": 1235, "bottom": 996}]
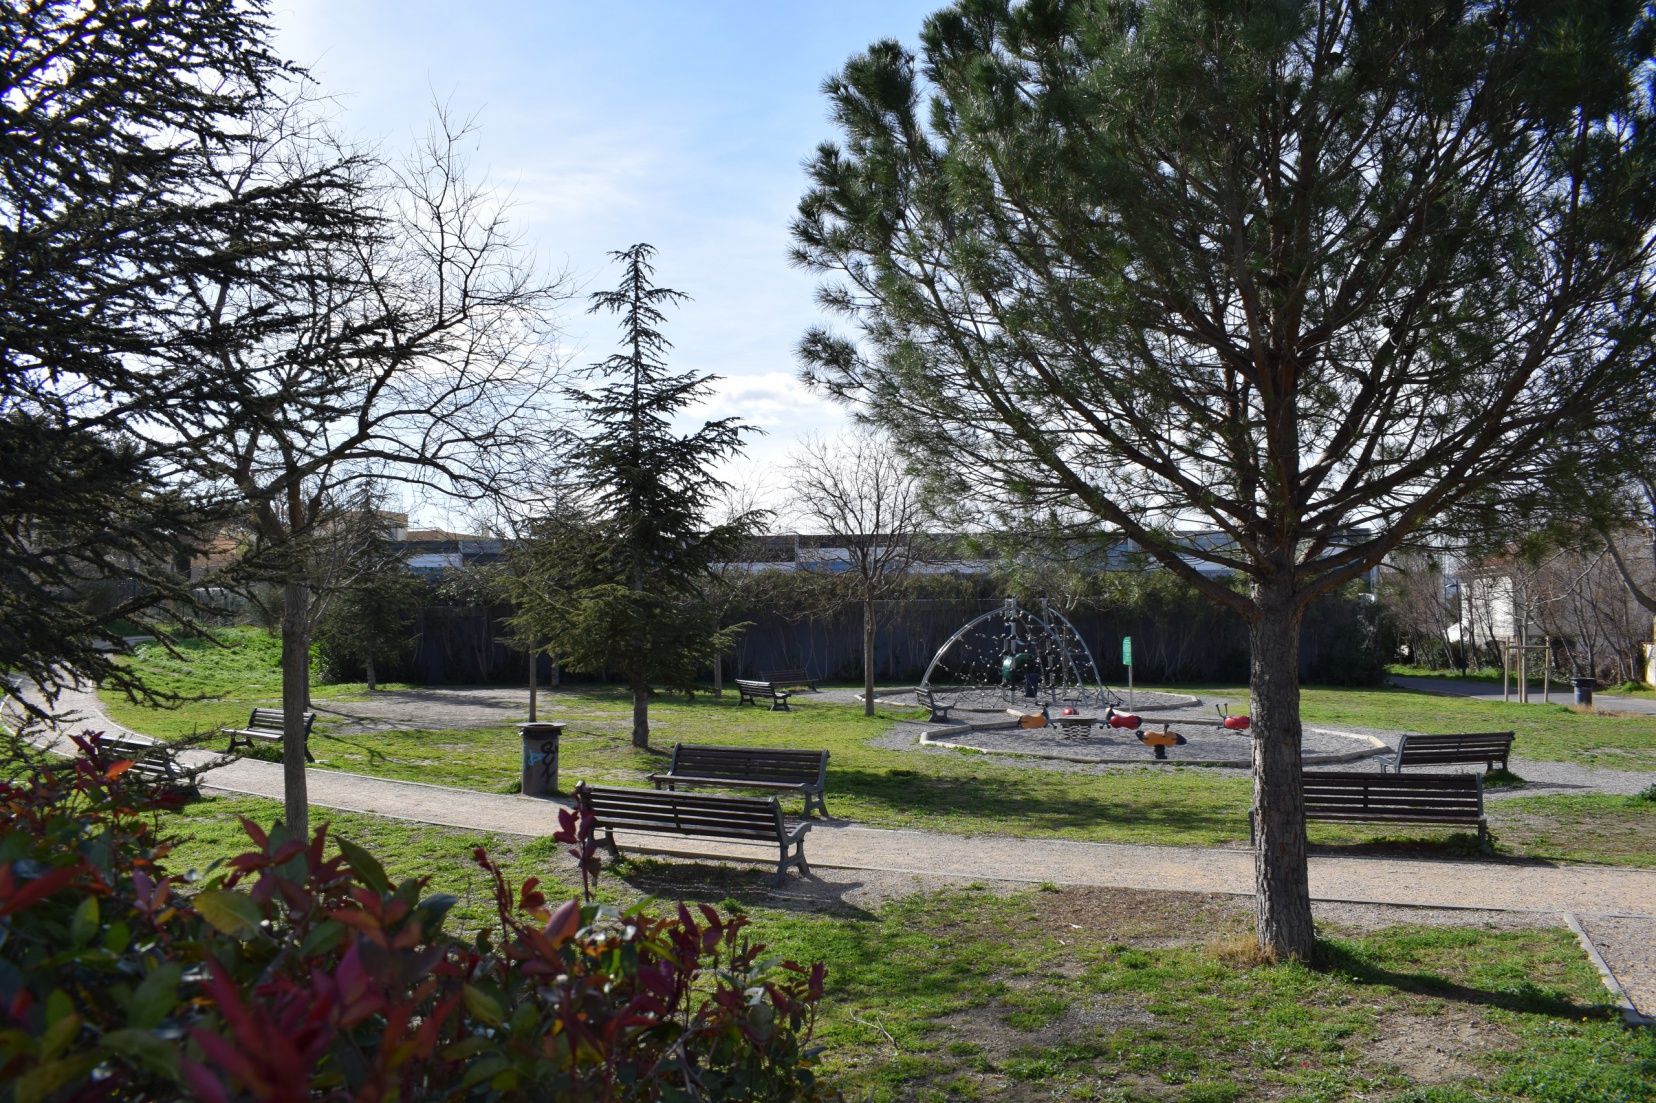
[{"left": 1122, "top": 636, "right": 1133, "bottom": 709}]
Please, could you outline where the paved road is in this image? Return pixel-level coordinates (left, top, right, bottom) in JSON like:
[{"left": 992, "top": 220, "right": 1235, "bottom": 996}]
[{"left": 1389, "top": 675, "right": 1656, "bottom": 716}]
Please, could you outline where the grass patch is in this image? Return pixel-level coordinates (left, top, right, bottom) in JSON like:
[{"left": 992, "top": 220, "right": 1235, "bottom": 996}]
[
  {"left": 145, "top": 797, "right": 1656, "bottom": 1102},
  {"left": 759, "top": 886, "right": 1650, "bottom": 1102},
  {"left": 164, "top": 792, "right": 578, "bottom": 937},
  {"left": 96, "top": 627, "right": 418, "bottom": 739}
]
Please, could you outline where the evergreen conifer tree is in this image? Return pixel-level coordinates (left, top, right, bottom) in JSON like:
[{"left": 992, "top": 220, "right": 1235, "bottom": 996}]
[{"left": 510, "top": 245, "right": 759, "bottom": 747}]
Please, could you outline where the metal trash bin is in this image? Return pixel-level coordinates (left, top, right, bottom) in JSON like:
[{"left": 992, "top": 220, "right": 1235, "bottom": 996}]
[
  {"left": 518, "top": 722, "right": 564, "bottom": 798},
  {"left": 1571, "top": 678, "right": 1596, "bottom": 707}
]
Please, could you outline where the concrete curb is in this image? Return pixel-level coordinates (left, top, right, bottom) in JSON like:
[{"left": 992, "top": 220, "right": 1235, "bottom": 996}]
[
  {"left": 915, "top": 720, "right": 1389, "bottom": 768},
  {"left": 1563, "top": 912, "right": 1655, "bottom": 1026}
]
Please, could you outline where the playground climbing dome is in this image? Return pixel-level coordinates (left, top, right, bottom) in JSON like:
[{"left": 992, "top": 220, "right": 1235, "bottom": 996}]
[{"left": 918, "top": 598, "right": 1123, "bottom": 713}]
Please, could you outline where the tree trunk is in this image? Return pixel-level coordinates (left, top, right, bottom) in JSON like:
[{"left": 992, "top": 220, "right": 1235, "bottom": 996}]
[
  {"left": 631, "top": 681, "right": 649, "bottom": 748},
  {"left": 1249, "top": 590, "right": 1315, "bottom": 962},
  {"left": 281, "top": 578, "right": 312, "bottom": 839},
  {"left": 527, "top": 646, "right": 537, "bottom": 722},
  {"left": 365, "top": 652, "right": 377, "bottom": 692},
  {"left": 863, "top": 593, "right": 876, "bottom": 717},
  {"left": 713, "top": 651, "right": 723, "bottom": 697}
]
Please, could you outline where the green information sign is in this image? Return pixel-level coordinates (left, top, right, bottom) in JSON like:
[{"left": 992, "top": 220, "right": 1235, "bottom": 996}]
[{"left": 1121, "top": 637, "right": 1132, "bottom": 666}]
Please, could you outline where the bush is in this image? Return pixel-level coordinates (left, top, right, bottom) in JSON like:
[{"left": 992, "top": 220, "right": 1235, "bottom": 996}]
[{"left": 0, "top": 735, "right": 842, "bottom": 1101}]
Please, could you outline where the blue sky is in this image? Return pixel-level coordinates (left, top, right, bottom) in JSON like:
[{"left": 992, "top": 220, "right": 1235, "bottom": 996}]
[{"left": 272, "top": 0, "right": 940, "bottom": 524}]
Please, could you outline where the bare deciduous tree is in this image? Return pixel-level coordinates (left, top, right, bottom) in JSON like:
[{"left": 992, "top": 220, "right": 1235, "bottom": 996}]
[
  {"left": 159, "top": 108, "right": 566, "bottom": 834},
  {"left": 786, "top": 431, "right": 929, "bottom": 715}
]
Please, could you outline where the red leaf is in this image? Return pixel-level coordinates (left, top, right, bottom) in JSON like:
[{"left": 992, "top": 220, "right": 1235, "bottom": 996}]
[
  {"left": 0, "top": 862, "right": 84, "bottom": 919},
  {"left": 237, "top": 816, "right": 269, "bottom": 849}
]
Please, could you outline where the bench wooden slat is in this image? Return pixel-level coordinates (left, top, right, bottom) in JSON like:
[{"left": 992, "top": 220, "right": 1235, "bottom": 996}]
[
  {"left": 1393, "top": 731, "right": 1514, "bottom": 773},
  {"left": 585, "top": 785, "right": 810, "bottom": 884},
  {"left": 650, "top": 743, "right": 830, "bottom": 817},
  {"left": 761, "top": 669, "right": 819, "bottom": 691},
  {"left": 98, "top": 734, "right": 192, "bottom": 791},
  {"left": 225, "top": 708, "right": 317, "bottom": 762},
  {"left": 1292, "top": 770, "right": 1486, "bottom": 844},
  {"left": 734, "top": 679, "right": 791, "bottom": 712}
]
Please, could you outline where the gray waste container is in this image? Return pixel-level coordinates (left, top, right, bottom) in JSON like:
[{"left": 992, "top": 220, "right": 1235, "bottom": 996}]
[
  {"left": 1572, "top": 678, "right": 1596, "bottom": 707},
  {"left": 519, "top": 722, "right": 564, "bottom": 798}
]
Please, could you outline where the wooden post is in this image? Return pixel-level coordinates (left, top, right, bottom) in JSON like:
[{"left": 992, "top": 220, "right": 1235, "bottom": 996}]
[
  {"left": 1542, "top": 639, "right": 1550, "bottom": 704},
  {"left": 1503, "top": 644, "right": 1510, "bottom": 702}
]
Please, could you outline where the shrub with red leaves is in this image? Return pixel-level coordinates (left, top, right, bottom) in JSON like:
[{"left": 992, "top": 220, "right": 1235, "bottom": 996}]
[{"left": 0, "top": 736, "right": 842, "bottom": 1102}]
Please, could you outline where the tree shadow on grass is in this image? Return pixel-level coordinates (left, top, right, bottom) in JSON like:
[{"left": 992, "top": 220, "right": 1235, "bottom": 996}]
[{"left": 1316, "top": 941, "right": 1610, "bottom": 1020}]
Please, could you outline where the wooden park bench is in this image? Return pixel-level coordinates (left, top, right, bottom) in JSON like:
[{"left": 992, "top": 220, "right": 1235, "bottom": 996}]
[
  {"left": 762, "top": 669, "right": 819, "bottom": 692},
  {"left": 98, "top": 733, "right": 193, "bottom": 791},
  {"left": 1391, "top": 731, "right": 1514, "bottom": 774},
  {"left": 584, "top": 785, "right": 812, "bottom": 885},
  {"left": 735, "top": 679, "right": 791, "bottom": 712},
  {"left": 649, "top": 743, "right": 831, "bottom": 818},
  {"left": 224, "top": 707, "right": 316, "bottom": 762},
  {"left": 1279, "top": 770, "right": 1488, "bottom": 845}
]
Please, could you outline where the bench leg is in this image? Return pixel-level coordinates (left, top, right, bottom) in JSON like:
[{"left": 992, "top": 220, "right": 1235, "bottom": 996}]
[
  {"left": 604, "top": 827, "right": 620, "bottom": 859},
  {"left": 810, "top": 791, "right": 829, "bottom": 819},
  {"left": 304, "top": 740, "right": 315, "bottom": 764},
  {"left": 775, "top": 838, "right": 810, "bottom": 885}
]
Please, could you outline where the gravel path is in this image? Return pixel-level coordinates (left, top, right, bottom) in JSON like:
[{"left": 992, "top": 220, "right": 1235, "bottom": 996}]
[{"left": 1576, "top": 916, "right": 1656, "bottom": 1022}]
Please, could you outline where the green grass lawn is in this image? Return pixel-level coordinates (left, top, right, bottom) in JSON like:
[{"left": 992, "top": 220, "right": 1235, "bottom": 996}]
[
  {"left": 97, "top": 628, "right": 418, "bottom": 739},
  {"left": 156, "top": 794, "right": 1656, "bottom": 1103},
  {"left": 95, "top": 639, "right": 1656, "bottom": 865}
]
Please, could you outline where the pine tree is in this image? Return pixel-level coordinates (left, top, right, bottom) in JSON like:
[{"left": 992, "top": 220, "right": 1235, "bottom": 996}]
[
  {"left": 794, "top": 0, "right": 1656, "bottom": 959},
  {"left": 510, "top": 245, "right": 758, "bottom": 748}
]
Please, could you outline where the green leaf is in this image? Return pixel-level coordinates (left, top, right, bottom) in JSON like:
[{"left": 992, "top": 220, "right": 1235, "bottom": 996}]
[
  {"left": 45, "top": 989, "right": 72, "bottom": 1027},
  {"left": 194, "top": 888, "right": 264, "bottom": 940},
  {"left": 459, "top": 1055, "right": 513, "bottom": 1090},
  {"left": 299, "top": 918, "right": 346, "bottom": 958},
  {"left": 69, "top": 895, "right": 98, "bottom": 947},
  {"left": 335, "top": 836, "right": 390, "bottom": 895},
  {"left": 440, "top": 1035, "right": 494, "bottom": 1061},
  {"left": 38, "top": 1013, "right": 80, "bottom": 1060},
  {"left": 16, "top": 1054, "right": 97, "bottom": 1103},
  {"left": 103, "top": 920, "right": 131, "bottom": 953},
  {"left": 128, "top": 963, "right": 182, "bottom": 1030},
  {"left": 461, "top": 984, "right": 503, "bottom": 1027},
  {"left": 102, "top": 1027, "right": 181, "bottom": 1078}
]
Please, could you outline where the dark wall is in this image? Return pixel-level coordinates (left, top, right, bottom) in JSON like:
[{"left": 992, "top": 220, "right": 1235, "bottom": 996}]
[{"left": 410, "top": 590, "right": 1385, "bottom": 688}]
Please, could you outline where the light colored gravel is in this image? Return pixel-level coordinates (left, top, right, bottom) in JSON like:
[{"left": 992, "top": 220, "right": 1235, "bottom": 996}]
[{"left": 1577, "top": 916, "right": 1656, "bottom": 1019}]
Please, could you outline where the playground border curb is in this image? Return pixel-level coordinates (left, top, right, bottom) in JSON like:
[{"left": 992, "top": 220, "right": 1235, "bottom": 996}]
[
  {"left": 1563, "top": 912, "right": 1656, "bottom": 1027},
  {"left": 915, "top": 721, "right": 1389, "bottom": 768}
]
